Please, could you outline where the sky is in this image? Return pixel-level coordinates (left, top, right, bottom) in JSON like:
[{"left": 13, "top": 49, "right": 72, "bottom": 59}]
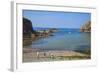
[{"left": 23, "top": 10, "right": 91, "bottom": 28}]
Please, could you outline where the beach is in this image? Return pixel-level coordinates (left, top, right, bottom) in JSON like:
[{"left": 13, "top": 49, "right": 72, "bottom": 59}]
[
  {"left": 23, "top": 48, "right": 90, "bottom": 62},
  {"left": 22, "top": 10, "right": 91, "bottom": 63},
  {"left": 23, "top": 28, "right": 91, "bottom": 62}
]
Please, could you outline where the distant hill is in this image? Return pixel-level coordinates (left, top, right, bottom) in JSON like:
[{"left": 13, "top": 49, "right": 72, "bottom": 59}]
[{"left": 80, "top": 21, "right": 91, "bottom": 32}]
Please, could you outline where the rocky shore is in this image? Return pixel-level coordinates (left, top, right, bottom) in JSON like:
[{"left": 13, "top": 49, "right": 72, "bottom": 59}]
[
  {"left": 80, "top": 21, "right": 91, "bottom": 32},
  {"left": 23, "top": 17, "right": 57, "bottom": 46},
  {"left": 23, "top": 18, "right": 91, "bottom": 62}
]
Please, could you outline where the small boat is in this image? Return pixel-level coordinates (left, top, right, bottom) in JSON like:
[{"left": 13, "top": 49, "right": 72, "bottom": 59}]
[{"left": 68, "top": 32, "right": 71, "bottom": 34}]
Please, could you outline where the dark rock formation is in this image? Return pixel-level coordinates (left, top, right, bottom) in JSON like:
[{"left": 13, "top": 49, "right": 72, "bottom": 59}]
[
  {"left": 80, "top": 21, "right": 91, "bottom": 32},
  {"left": 23, "top": 17, "right": 37, "bottom": 38},
  {"left": 23, "top": 17, "right": 37, "bottom": 46}
]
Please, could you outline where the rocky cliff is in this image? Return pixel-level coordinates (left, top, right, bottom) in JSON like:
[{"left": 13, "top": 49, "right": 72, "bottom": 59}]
[
  {"left": 80, "top": 21, "right": 91, "bottom": 32},
  {"left": 23, "top": 17, "right": 37, "bottom": 37},
  {"left": 23, "top": 17, "right": 37, "bottom": 46}
]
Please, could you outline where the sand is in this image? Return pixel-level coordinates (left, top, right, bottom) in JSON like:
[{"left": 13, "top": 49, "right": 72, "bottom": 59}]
[{"left": 23, "top": 48, "right": 90, "bottom": 62}]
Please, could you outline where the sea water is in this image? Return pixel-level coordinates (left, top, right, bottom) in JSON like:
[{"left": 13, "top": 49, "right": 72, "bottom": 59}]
[{"left": 27, "top": 28, "right": 91, "bottom": 51}]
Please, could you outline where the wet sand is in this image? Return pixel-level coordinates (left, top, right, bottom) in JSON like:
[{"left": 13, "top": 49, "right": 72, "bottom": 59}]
[{"left": 23, "top": 48, "right": 90, "bottom": 62}]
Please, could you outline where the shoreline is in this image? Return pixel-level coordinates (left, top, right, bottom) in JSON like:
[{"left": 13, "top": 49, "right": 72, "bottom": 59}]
[{"left": 23, "top": 48, "right": 90, "bottom": 62}]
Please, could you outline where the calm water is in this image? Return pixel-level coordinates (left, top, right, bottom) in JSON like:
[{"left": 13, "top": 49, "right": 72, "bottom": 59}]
[{"left": 26, "top": 28, "right": 91, "bottom": 51}]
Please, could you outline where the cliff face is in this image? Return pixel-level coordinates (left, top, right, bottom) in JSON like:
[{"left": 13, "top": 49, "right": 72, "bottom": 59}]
[
  {"left": 80, "top": 21, "right": 91, "bottom": 32},
  {"left": 23, "top": 17, "right": 36, "bottom": 46},
  {"left": 23, "top": 17, "right": 37, "bottom": 37}
]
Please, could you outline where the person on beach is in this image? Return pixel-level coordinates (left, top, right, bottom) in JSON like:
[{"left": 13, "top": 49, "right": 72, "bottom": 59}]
[
  {"left": 37, "top": 52, "right": 39, "bottom": 59},
  {"left": 50, "top": 53, "right": 54, "bottom": 59},
  {"left": 44, "top": 52, "right": 46, "bottom": 57}
]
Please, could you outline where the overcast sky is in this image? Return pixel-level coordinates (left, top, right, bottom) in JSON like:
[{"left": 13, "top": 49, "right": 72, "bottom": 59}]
[{"left": 23, "top": 10, "right": 91, "bottom": 28}]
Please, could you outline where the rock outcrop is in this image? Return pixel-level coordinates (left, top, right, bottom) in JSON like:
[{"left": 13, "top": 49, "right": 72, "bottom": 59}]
[
  {"left": 23, "top": 17, "right": 37, "bottom": 46},
  {"left": 23, "top": 17, "right": 37, "bottom": 37},
  {"left": 80, "top": 21, "right": 91, "bottom": 32},
  {"left": 23, "top": 18, "right": 58, "bottom": 46}
]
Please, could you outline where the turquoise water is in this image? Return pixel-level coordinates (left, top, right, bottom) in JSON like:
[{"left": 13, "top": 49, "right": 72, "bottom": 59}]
[{"left": 27, "top": 28, "right": 91, "bottom": 51}]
